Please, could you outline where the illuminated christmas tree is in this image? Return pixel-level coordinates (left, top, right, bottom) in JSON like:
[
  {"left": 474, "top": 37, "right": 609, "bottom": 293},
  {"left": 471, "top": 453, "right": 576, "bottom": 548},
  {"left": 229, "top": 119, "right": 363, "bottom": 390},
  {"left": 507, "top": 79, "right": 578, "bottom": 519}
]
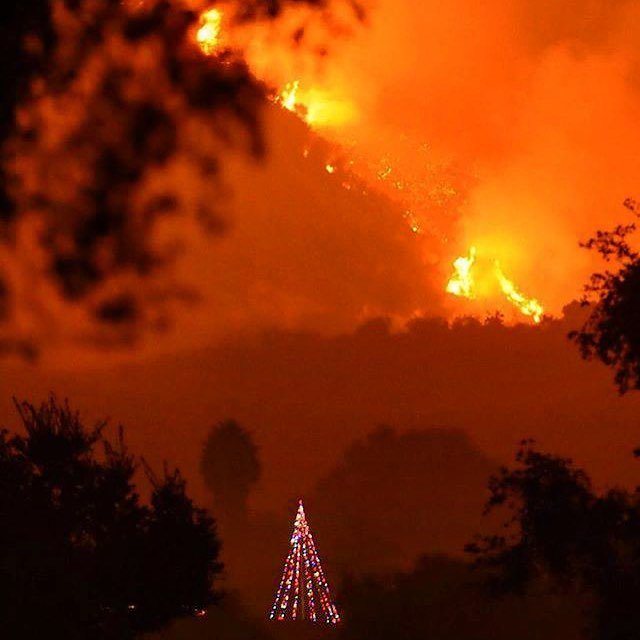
[{"left": 269, "top": 500, "right": 341, "bottom": 624}]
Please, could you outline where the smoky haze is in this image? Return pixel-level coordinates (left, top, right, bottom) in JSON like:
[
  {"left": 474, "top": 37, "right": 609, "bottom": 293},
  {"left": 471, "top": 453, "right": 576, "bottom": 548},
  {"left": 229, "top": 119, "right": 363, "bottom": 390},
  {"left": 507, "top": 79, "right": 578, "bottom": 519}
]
[
  {"left": 234, "top": 0, "right": 640, "bottom": 320},
  {"left": 3, "top": 306, "right": 639, "bottom": 522},
  {"left": 3, "top": 2, "right": 640, "bottom": 639},
  {"left": 132, "top": 0, "right": 640, "bottom": 337},
  {"left": 9, "top": 0, "right": 640, "bottom": 352},
  {"left": 5, "top": 307, "right": 635, "bottom": 635}
]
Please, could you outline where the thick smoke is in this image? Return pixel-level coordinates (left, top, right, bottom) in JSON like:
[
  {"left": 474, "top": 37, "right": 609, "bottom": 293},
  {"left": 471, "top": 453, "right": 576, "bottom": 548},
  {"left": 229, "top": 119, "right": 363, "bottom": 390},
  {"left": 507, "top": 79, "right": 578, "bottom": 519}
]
[
  {"left": 230, "top": 0, "right": 640, "bottom": 321},
  {"left": 6, "top": 0, "right": 639, "bottom": 356},
  {"left": 143, "top": 0, "right": 640, "bottom": 351}
]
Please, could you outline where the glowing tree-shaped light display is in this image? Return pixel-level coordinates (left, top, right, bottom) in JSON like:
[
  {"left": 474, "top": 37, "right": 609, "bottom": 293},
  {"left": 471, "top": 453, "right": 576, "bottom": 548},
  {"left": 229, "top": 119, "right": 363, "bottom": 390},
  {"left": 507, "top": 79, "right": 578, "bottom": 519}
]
[{"left": 269, "top": 500, "right": 341, "bottom": 624}]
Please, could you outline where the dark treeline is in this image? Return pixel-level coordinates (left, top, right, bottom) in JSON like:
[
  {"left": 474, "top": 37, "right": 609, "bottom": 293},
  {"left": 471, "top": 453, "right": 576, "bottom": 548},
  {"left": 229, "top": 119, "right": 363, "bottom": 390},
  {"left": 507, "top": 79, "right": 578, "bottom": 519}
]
[
  {"left": 5, "top": 392, "right": 640, "bottom": 639},
  {"left": 340, "top": 555, "right": 583, "bottom": 640},
  {"left": 152, "top": 419, "right": 640, "bottom": 640},
  {"left": 0, "top": 396, "right": 221, "bottom": 639},
  {"left": 469, "top": 442, "right": 640, "bottom": 640}
]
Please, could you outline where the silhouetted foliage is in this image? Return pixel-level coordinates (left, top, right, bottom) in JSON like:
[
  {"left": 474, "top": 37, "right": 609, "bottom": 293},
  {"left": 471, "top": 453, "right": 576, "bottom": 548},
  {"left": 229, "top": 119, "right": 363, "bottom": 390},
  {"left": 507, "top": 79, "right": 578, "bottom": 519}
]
[
  {"left": 0, "top": 0, "right": 362, "bottom": 351},
  {"left": 340, "top": 554, "right": 581, "bottom": 640},
  {"left": 571, "top": 198, "right": 640, "bottom": 393},
  {"left": 0, "top": 2, "right": 55, "bottom": 226},
  {"left": 200, "top": 419, "right": 261, "bottom": 526},
  {"left": 468, "top": 440, "right": 640, "bottom": 640},
  {"left": 0, "top": 396, "right": 222, "bottom": 639},
  {"left": 312, "top": 425, "right": 497, "bottom": 573}
]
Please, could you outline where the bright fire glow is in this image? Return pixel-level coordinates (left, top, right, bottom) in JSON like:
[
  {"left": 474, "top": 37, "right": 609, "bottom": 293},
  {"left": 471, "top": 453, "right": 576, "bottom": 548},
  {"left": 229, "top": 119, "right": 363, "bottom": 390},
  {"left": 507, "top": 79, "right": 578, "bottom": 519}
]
[
  {"left": 279, "top": 81, "right": 301, "bottom": 112},
  {"left": 494, "top": 263, "right": 544, "bottom": 323},
  {"left": 193, "top": 7, "right": 547, "bottom": 326},
  {"left": 276, "top": 82, "right": 357, "bottom": 129},
  {"left": 197, "top": 8, "right": 222, "bottom": 55},
  {"left": 303, "top": 89, "right": 357, "bottom": 128},
  {"left": 446, "top": 248, "right": 544, "bottom": 323},
  {"left": 446, "top": 247, "right": 476, "bottom": 299}
]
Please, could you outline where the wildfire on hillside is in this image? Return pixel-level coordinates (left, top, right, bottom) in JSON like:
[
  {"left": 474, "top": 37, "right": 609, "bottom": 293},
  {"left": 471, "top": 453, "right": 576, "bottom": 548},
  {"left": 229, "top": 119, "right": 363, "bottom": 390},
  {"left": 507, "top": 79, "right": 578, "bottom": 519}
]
[
  {"left": 194, "top": 4, "right": 547, "bottom": 324},
  {"left": 446, "top": 247, "right": 476, "bottom": 300},
  {"left": 446, "top": 247, "right": 544, "bottom": 323}
]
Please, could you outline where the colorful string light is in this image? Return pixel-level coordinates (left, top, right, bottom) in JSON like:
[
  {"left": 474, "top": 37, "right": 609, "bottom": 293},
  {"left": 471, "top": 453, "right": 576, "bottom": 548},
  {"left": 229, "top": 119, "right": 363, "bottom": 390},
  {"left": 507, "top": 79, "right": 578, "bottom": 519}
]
[{"left": 269, "top": 500, "right": 341, "bottom": 624}]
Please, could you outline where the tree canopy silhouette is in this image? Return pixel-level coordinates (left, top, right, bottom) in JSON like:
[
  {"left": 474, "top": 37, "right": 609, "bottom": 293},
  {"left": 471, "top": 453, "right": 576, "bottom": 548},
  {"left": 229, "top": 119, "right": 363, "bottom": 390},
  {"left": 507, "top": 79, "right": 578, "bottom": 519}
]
[
  {"left": 340, "top": 554, "right": 581, "bottom": 640},
  {"left": 0, "top": 0, "right": 362, "bottom": 353},
  {"left": 311, "top": 425, "right": 497, "bottom": 573},
  {"left": 0, "top": 396, "right": 222, "bottom": 639},
  {"left": 571, "top": 198, "right": 640, "bottom": 392},
  {"left": 200, "top": 419, "right": 261, "bottom": 527},
  {"left": 467, "top": 440, "right": 640, "bottom": 640}
]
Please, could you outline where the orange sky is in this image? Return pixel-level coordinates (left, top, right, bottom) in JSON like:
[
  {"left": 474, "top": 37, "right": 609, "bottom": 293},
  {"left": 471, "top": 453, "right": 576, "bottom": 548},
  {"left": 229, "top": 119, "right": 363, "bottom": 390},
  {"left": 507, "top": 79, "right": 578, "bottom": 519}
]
[
  {"left": 140, "top": 0, "right": 640, "bottom": 339},
  {"left": 3, "top": 2, "right": 640, "bottom": 585},
  {"left": 5, "top": 0, "right": 640, "bottom": 355},
  {"left": 225, "top": 0, "right": 640, "bottom": 321}
]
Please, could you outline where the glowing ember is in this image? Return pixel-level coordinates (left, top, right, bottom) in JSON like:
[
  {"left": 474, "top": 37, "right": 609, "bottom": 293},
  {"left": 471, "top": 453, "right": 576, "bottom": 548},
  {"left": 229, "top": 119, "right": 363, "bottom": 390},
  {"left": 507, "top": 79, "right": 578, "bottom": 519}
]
[
  {"left": 197, "top": 8, "right": 222, "bottom": 55},
  {"left": 378, "top": 166, "right": 392, "bottom": 180},
  {"left": 494, "top": 264, "right": 544, "bottom": 324},
  {"left": 403, "top": 210, "right": 422, "bottom": 234},
  {"left": 446, "top": 247, "right": 476, "bottom": 299},
  {"left": 279, "top": 81, "right": 301, "bottom": 113}
]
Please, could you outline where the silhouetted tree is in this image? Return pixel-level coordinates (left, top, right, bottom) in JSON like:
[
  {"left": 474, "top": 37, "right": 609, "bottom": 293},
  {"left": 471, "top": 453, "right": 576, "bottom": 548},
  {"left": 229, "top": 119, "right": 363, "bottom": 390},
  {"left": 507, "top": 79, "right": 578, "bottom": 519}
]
[
  {"left": 468, "top": 440, "right": 640, "bottom": 640},
  {"left": 312, "top": 425, "right": 497, "bottom": 573},
  {"left": 0, "top": 0, "right": 362, "bottom": 353},
  {"left": 571, "top": 198, "right": 640, "bottom": 392},
  {"left": 200, "top": 420, "right": 261, "bottom": 528},
  {"left": 0, "top": 396, "right": 222, "bottom": 639},
  {"left": 339, "top": 554, "right": 581, "bottom": 640}
]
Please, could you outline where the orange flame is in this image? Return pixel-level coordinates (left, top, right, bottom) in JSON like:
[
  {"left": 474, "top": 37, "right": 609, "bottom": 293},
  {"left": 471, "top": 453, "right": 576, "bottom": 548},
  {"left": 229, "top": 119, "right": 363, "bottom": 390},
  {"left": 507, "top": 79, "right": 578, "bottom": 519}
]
[
  {"left": 275, "top": 81, "right": 357, "bottom": 129},
  {"left": 446, "top": 247, "right": 544, "bottom": 323},
  {"left": 279, "top": 81, "right": 301, "bottom": 112},
  {"left": 446, "top": 247, "right": 476, "bottom": 299},
  {"left": 494, "top": 263, "right": 544, "bottom": 323},
  {"left": 197, "top": 8, "right": 222, "bottom": 55}
]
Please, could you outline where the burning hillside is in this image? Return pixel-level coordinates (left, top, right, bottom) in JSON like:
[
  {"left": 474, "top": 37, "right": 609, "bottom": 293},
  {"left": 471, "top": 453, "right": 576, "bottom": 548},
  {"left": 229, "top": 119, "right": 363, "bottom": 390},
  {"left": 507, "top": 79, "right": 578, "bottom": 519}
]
[{"left": 191, "top": 0, "right": 638, "bottom": 326}]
